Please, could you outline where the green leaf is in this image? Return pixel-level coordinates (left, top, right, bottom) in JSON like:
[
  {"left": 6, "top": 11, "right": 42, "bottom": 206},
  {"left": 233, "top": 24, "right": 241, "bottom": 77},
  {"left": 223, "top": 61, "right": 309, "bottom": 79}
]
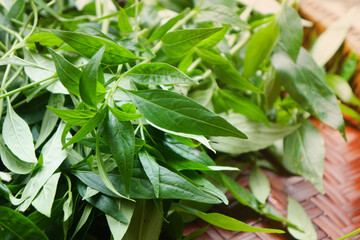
[
  {"left": 244, "top": 19, "right": 279, "bottom": 78},
  {"left": 125, "top": 89, "right": 247, "bottom": 138},
  {"left": 73, "top": 163, "right": 221, "bottom": 204},
  {"left": 210, "top": 113, "right": 299, "bottom": 154},
  {"left": 326, "top": 74, "right": 360, "bottom": 106},
  {"left": 109, "top": 106, "right": 143, "bottom": 121},
  {"left": 95, "top": 131, "right": 129, "bottom": 199},
  {"left": 77, "top": 182, "right": 128, "bottom": 223},
  {"left": 63, "top": 108, "right": 106, "bottom": 149},
  {"left": 197, "top": 48, "right": 229, "bottom": 65},
  {"left": 2, "top": 102, "right": 37, "bottom": 164},
  {"left": 340, "top": 103, "right": 360, "bottom": 122},
  {"left": 212, "top": 62, "right": 261, "bottom": 92},
  {"left": 162, "top": 27, "right": 223, "bottom": 58},
  {"left": 27, "top": 32, "right": 63, "bottom": 47},
  {"left": 183, "top": 226, "right": 210, "bottom": 240},
  {"left": 287, "top": 196, "right": 317, "bottom": 240},
  {"left": 271, "top": 47, "right": 345, "bottom": 136},
  {"left": 80, "top": 46, "right": 105, "bottom": 109},
  {"left": 32, "top": 173, "right": 61, "bottom": 217},
  {"left": 102, "top": 111, "right": 135, "bottom": 195},
  {"left": 283, "top": 119, "right": 325, "bottom": 192},
  {"left": 124, "top": 63, "right": 197, "bottom": 85},
  {"left": 52, "top": 30, "right": 140, "bottom": 65},
  {"left": 249, "top": 167, "right": 270, "bottom": 204},
  {"left": 0, "top": 206, "right": 48, "bottom": 240},
  {"left": 118, "top": 7, "right": 133, "bottom": 32},
  {"left": 63, "top": 192, "right": 73, "bottom": 222},
  {"left": 278, "top": 4, "right": 303, "bottom": 61},
  {"left": 0, "top": 137, "right": 36, "bottom": 174},
  {"left": 0, "top": 56, "right": 51, "bottom": 70},
  {"left": 71, "top": 204, "right": 93, "bottom": 238},
  {"left": 7, "top": 0, "right": 25, "bottom": 20},
  {"left": 197, "top": 25, "right": 230, "bottom": 49},
  {"left": 106, "top": 199, "right": 135, "bottom": 240},
  {"left": 19, "top": 123, "right": 67, "bottom": 212},
  {"left": 35, "top": 94, "right": 64, "bottom": 149},
  {"left": 47, "top": 107, "right": 96, "bottom": 126},
  {"left": 174, "top": 204, "right": 284, "bottom": 233},
  {"left": 146, "top": 9, "right": 188, "bottom": 44},
  {"left": 48, "top": 48, "right": 82, "bottom": 95},
  {"left": 217, "top": 89, "right": 269, "bottom": 125},
  {"left": 197, "top": 5, "right": 248, "bottom": 28},
  {"left": 138, "top": 149, "right": 160, "bottom": 198},
  {"left": 340, "top": 52, "right": 358, "bottom": 81},
  {"left": 311, "top": 7, "right": 357, "bottom": 67}
]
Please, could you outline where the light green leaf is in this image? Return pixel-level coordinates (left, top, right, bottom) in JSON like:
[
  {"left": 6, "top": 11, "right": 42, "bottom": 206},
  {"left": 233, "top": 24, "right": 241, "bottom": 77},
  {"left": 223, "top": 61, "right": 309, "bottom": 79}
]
[
  {"left": 80, "top": 46, "right": 105, "bottom": 109},
  {"left": 52, "top": 30, "right": 141, "bottom": 65},
  {"left": 62, "top": 108, "right": 106, "bottom": 149},
  {"left": 287, "top": 196, "right": 317, "bottom": 240},
  {"left": 311, "top": 7, "right": 357, "bottom": 67},
  {"left": 32, "top": 172, "right": 61, "bottom": 217},
  {"left": 106, "top": 199, "right": 135, "bottom": 240},
  {"left": 183, "top": 226, "right": 210, "bottom": 240},
  {"left": 162, "top": 27, "right": 223, "bottom": 58},
  {"left": 210, "top": 113, "right": 299, "bottom": 154},
  {"left": 126, "top": 89, "right": 247, "bottom": 138},
  {"left": 272, "top": 47, "right": 345, "bottom": 136},
  {"left": 139, "top": 149, "right": 160, "bottom": 198},
  {"left": 118, "top": 7, "right": 133, "bottom": 32},
  {"left": 146, "top": 9, "right": 188, "bottom": 44},
  {"left": 249, "top": 167, "right": 270, "bottom": 204},
  {"left": 124, "top": 62, "right": 197, "bottom": 85},
  {"left": 0, "top": 206, "right": 48, "bottom": 240},
  {"left": 0, "top": 56, "right": 52, "bottom": 70},
  {"left": 63, "top": 192, "right": 73, "bottom": 222},
  {"left": 326, "top": 74, "right": 360, "bottom": 106},
  {"left": 0, "top": 137, "right": 35, "bottom": 174},
  {"left": 197, "top": 5, "right": 249, "bottom": 28},
  {"left": 278, "top": 4, "right": 303, "bottom": 61},
  {"left": 174, "top": 204, "right": 284, "bottom": 233},
  {"left": 35, "top": 94, "right": 64, "bottom": 149},
  {"left": 27, "top": 32, "right": 63, "bottom": 47},
  {"left": 19, "top": 123, "right": 67, "bottom": 212},
  {"left": 244, "top": 19, "right": 279, "bottom": 78},
  {"left": 109, "top": 107, "right": 143, "bottom": 121},
  {"left": 83, "top": 187, "right": 99, "bottom": 200},
  {"left": 72, "top": 204, "right": 93, "bottom": 238},
  {"left": 3, "top": 102, "right": 37, "bottom": 164},
  {"left": 102, "top": 111, "right": 135, "bottom": 195},
  {"left": 197, "top": 25, "right": 230, "bottom": 49},
  {"left": 283, "top": 120, "right": 325, "bottom": 192},
  {"left": 47, "top": 107, "right": 96, "bottom": 126}
]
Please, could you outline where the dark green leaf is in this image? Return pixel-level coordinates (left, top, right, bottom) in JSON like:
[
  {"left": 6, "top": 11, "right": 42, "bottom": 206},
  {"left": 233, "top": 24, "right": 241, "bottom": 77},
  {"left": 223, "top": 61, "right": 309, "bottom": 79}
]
[
  {"left": 244, "top": 19, "right": 279, "bottom": 78},
  {"left": 139, "top": 149, "right": 160, "bottom": 198},
  {"left": 102, "top": 111, "right": 135, "bottom": 195},
  {"left": 278, "top": 5, "right": 303, "bottom": 61},
  {"left": 287, "top": 196, "right": 317, "bottom": 240},
  {"left": 63, "top": 108, "right": 106, "bottom": 149},
  {"left": 162, "top": 27, "right": 223, "bottom": 58},
  {"left": 77, "top": 182, "right": 128, "bottom": 223},
  {"left": 80, "top": 46, "right": 105, "bottom": 109},
  {"left": 283, "top": 120, "right": 325, "bottom": 192},
  {"left": 118, "top": 7, "right": 133, "bottom": 32},
  {"left": 73, "top": 163, "right": 221, "bottom": 204},
  {"left": 109, "top": 106, "right": 143, "bottom": 121},
  {"left": 174, "top": 204, "right": 284, "bottom": 233},
  {"left": 124, "top": 63, "right": 197, "bottom": 85},
  {"left": 125, "top": 89, "right": 247, "bottom": 138},
  {"left": 212, "top": 62, "right": 261, "bottom": 92},
  {"left": 47, "top": 107, "right": 95, "bottom": 126},
  {"left": 340, "top": 52, "right": 358, "bottom": 81},
  {"left": 48, "top": 48, "right": 81, "bottom": 95},
  {"left": 146, "top": 9, "right": 188, "bottom": 44},
  {"left": 271, "top": 47, "right": 345, "bottom": 136},
  {"left": 52, "top": 30, "right": 141, "bottom": 65},
  {"left": 183, "top": 225, "right": 210, "bottom": 240},
  {"left": 0, "top": 206, "right": 48, "bottom": 240}
]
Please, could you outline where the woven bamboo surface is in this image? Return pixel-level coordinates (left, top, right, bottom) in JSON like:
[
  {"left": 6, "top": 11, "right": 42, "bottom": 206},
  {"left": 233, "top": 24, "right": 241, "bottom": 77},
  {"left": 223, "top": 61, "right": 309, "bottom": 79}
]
[{"left": 183, "top": 120, "right": 360, "bottom": 239}]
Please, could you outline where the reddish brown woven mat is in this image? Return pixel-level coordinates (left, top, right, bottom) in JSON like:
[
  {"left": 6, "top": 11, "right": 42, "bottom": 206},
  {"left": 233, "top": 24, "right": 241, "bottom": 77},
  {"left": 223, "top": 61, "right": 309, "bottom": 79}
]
[{"left": 184, "top": 120, "right": 360, "bottom": 239}]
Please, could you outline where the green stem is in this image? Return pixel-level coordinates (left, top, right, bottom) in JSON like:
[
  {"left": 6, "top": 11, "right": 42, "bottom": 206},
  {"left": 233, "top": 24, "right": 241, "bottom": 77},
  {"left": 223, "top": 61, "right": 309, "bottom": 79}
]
[
  {"left": 0, "top": 65, "right": 12, "bottom": 118},
  {"left": 0, "top": 77, "right": 55, "bottom": 100},
  {"left": 337, "top": 228, "right": 360, "bottom": 240}
]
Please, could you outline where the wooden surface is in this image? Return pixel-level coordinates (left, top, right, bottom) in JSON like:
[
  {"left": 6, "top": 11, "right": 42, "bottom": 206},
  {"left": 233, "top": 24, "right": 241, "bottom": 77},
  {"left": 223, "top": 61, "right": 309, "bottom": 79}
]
[{"left": 184, "top": 120, "right": 360, "bottom": 239}]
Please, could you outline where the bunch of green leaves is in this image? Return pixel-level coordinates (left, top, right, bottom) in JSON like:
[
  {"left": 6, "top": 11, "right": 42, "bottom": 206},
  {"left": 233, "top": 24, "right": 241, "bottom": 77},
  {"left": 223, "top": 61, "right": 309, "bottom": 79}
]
[{"left": 0, "top": 0, "right": 347, "bottom": 239}]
